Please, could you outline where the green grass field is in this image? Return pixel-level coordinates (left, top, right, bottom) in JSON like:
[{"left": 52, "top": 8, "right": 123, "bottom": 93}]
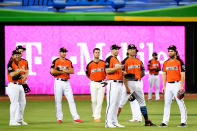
[{"left": 0, "top": 99, "right": 197, "bottom": 131}]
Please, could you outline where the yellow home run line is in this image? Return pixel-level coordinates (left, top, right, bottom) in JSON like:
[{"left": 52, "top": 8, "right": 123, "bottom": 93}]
[{"left": 114, "top": 16, "right": 197, "bottom": 22}]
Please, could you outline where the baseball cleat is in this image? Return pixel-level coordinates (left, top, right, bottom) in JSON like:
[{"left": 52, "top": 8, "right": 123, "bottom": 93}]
[
  {"left": 94, "top": 119, "right": 101, "bottom": 123},
  {"left": 117, "top": 107, "right": 122, "bottom": 116},
  {"left": 178, "top": 123, "right": 187, "bottom": 127},
  {"left": 159, "top": 123, "right": 167, "bottom": 127},
  {"left": 9, "top": 122, "right": 21, "bottom": 126},
  {"left": 129, "top": 119, "right": 142, "bottom": 122},
  {"left": 105, "top": 124, "right": 116, "bottom": 128},
  {"left": 74, "top": 119, "right": 83, "bottom": 123},
  {"left": 57, "top": 120, "right": 63, "bottom": 123},
  {"left": 113, "top": 123, "right": 125, "bottom": 127},
  {"left": 145, "top": 120, "right": 156, "bottom": 126},
  {"left": 19, "top": 121, "right": 28, "bottom": 125}
]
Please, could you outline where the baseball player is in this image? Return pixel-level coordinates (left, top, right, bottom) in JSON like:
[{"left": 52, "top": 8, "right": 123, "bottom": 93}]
[
  {"left": 105, "top": 44, "right": 125, "bottom": 128},
  {"left": 147, "top": 52, "right": 161, "bottom": 101},
  {"left": 50, "top": 47, "right": 83, "bottom": 123},
  {"left": 160, "top": 45, "right": 187, "bottom": 127},
  {"left": 122, "top": 44, "right": 155, "bottom": 126},
  {"left": 118, "top": 52, "right": 142, "bottom": 122},
  {"left": 86, "top": 48, "right": 106, "bottom": 123},
  {"left": 6, "top": 50, "right": 29, "bottom": 126}
]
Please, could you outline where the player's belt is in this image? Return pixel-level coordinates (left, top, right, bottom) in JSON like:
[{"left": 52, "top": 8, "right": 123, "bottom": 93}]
[
  {"left": 56, "top": 78, "right": 68, "bottom": 81},
  {"left": 128, "top": 79, "right": 140, "bottom": 81},
  {"left": 150, "top": 74, "right": 158, "bottom": 76},
  {"left": 113, "top": 80, "right": 123, "bottom": 83},
  {"left": 11, "top": 82, "right": 23, "bottom": 85},
  {"left": 168, "top": 81, "right": 180, "bottom": 83},
  {"left": 94, "top": 80, "right": 103, "bottom": 83}
]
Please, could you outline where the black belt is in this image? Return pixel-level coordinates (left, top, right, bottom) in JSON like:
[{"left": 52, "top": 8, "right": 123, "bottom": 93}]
[
  {"left": 128, "top": 79, "right": 140, "bottom": 81},
  {"left": 94, "top": 80, "right": 103, "bottom": 82},
  {"left": 13, "top": 82, "right": 23, "bottom": 85},
  {"left": 56, "top": 78, "right": 68, "bottom": 81},
  {"left": 168, "top": 81, "right": 180, "bottom": 83},
  {"left": 113, "top": 80, "right": 123, "bottom": 83},
  {"left": 150, "top": 74, "right": 158, "bottom": 76}
]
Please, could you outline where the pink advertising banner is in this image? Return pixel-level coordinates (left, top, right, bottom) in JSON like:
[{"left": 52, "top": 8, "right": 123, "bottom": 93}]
[{"left": 5, "top": 26, "right": 185, "bottom": 94}]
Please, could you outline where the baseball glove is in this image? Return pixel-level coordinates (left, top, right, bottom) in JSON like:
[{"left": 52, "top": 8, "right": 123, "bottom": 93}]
[
  {"left": 12, "top": 74, "right": 22, "bottom": 80},
  {"left": 177, "top": 90, "right": 185, "bottom": 100},
  {"left": 22, "top": 84, "right": 31, "bottom": 93},
  {"left": 128, "top": 93, "right": 136, "bottom": 102},
  {"left": 124, "top": 73, "right": 136, "bottom": 80},
  {"left": 155, "top": 67, "right": 160, "bottom": 72}
]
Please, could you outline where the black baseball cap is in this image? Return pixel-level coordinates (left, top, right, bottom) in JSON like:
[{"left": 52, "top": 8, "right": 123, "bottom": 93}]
[
  {"left": 60, "top": 47, "right": 68, "bottom": 52},
  {"left": 152, "top": 52, "right": 158, "bottom": 56},
  {"left": 12, "top": 50, "right": 21, "bottom": 55},
  {"left": 128, "top": 44, "right": 138, "bottom": 52},
  {"left": 110, "top": 44, "right": 121, "bottom": 50},
  {"left": 168, "top": 45, "right": 177, "bottom": 51},
  {"left": 16, "top": 45, "right": 26, "bottom": 50}
]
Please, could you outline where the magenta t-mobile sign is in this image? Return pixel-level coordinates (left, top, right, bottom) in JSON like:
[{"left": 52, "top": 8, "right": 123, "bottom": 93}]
[{"left": 5, "top": 26, "right": 185, "bottom": 94}]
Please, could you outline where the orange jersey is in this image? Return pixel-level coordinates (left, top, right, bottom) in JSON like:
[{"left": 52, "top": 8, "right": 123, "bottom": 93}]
[
  {"left": 7, "top": 58, "right": 29, "bottom": 83},
  {"left": 162, "top": 58, "right": 185, "bottom": 82},
  {"left": 51, "top": 58, "right": 73, "bottom": 79},
  {"left": 86, "top": 60, "right": 106, "bottom": 81},
  {"left": 148, "top": 59, "right": 161, "bottom": 75},
  {"left": 122, "top": 57, "right": 145, "bottom": 79},
  {"left": 105, "top": 56, "right": 123, "bottom": 80}
]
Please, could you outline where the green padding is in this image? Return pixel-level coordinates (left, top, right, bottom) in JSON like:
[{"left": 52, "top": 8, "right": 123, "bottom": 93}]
[{"left": 0, "top": 4, "right": 197, "bottom": 21}]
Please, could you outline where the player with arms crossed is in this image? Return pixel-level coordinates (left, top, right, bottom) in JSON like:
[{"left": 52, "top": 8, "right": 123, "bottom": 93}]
[
  {"left": 105, "top": 44, "right": 125, "bottom": 128},
  {"left": 147, "top": 52, "right": 161, "bottom": 101},
  {"left": 160, "top": 45, "right": 187, "bottom": 127},
  {"left": 50, "top": 47, "right": 83, "bottom": 123},
  {"left": 6, "top": 50, "right": 29, "bottom": 126},
  {"left": 86, "top": 48, "right": 106, "bottom": 123},
  {"left": 122, "top": 44, "right": 156, "bottom": 126}
]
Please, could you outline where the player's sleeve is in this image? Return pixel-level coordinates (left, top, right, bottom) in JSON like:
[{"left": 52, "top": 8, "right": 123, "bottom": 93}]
[
  {"left": 69, "top": 60, "right": 74, "bottom": 69},
  {"left": 86, "top": 61, "right": 92, "bottom": 77},
  {"left": 178, "top": 59, "right": 186, "bottom": 72},
  {"left": 141, "top": 61, "right": 145, "bottom": 71},
  {"left": 162, "top": 61, "right": 167, "bottom": 72},
  {"left": 51, "top": 58, "right": 58, "bottom": 69},
  {"left": 7, "top": 61, "right": 14, "bottom": 74},
  {"left": 121, "top": 57, "right": 128, "bottom": 71},
  {"left": 147, "top": 60, "right": 151, "bottom": 70},
  {"left": 25, "top": 60, "right": 29, "bottom": 70},
  {"left": 105, "top": 56, "right": 112, "bottom": 69}
]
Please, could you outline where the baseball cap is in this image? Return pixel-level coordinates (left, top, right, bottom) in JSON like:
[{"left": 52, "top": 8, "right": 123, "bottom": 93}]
[
  {"left": 12, "top": 50, "right": 21, "bottom": 55},
  {"left": 152, "top": 52, "right": 158, "bottom": 56},
  {"left": 168, "top": 45, "right": 177, "bottom": 51},
  {"left": 16, "top": 45, "right": 26, "bottom": 50},
  {"left": 60, "top": 47, "right": 68, "bottom": 52},
  {"left": 128, "top": 44, "right": 138, "bottom": 52},
  {"left": 110, "top": 44, "right": 121, "bottom": 50}
]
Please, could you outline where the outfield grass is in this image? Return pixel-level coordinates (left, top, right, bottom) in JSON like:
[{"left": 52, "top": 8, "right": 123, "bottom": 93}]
[{"left": 0, "top": 99, "right": 197, "bottom": 131}]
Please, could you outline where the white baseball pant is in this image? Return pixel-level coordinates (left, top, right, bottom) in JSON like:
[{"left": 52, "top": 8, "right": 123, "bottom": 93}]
[
  {"left": 162, "top": 82, "right": 187, "bottom": 124},
  {"left": 90, "top": 81, "right": 105, "bottom": 120},
  {"left": 6, "top": 83, "right": 26, "bottom": 124},
  {"left": 105, "top": 80, "right": 122, "bottom": 126},
  {"left": 54, "top": 79, "right": 80, "bottom": 120},
  {"left": 119, "top": 84, "right": 142, "bottom": 121},
  {"left": 148, "top": 74, "right": 160, "bottom": 100}
]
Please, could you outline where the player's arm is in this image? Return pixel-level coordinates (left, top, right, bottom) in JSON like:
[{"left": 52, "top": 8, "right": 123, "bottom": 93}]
[
  {"left": 180, "top": 72, "right": 185, "bottom": 91},
  {"left": 140, "top": 63, "right": 145, "bottom": 78},
  {"left": 62, "top": 68, "right": 74, "bottom": 74},
  {"left": 106, "top": 65, "right": 124, "bottom": 74},
  {"left": 162, "top": 72, "right": 167, "bottom": 93},
  {"left": 50, "top": 59, "right": 65, "bottom": 75},
  {"left": 22, "top": 61, "right": 29, "bottom": 83},
  {"left": 9, "top": 69, "right": 25, "bottom": 77},
  {"left": 123, "top": 76, "right": 130, "bottom": 94}
]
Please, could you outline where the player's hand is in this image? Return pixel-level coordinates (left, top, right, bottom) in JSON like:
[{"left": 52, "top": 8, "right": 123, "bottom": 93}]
[
  {"left": 179, "top": 88, "right": 184, "bottom": 93},
  {"left": 116, "top": 64, "right": 124, "bottom": 70},
  {"left": 162, "top": 87, "right": 165, "bottom": 93}
]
